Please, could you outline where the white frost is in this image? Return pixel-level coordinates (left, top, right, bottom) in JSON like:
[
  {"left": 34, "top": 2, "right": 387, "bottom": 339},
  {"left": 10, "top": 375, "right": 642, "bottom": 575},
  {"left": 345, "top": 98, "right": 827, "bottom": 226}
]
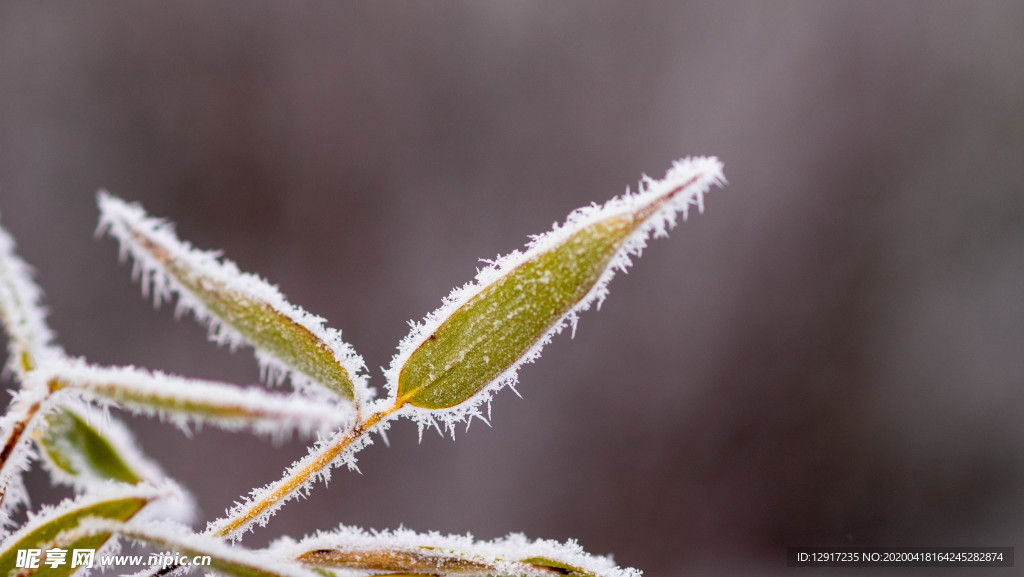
[
  {"left": 0, "top": 387, "right": 50, "bottom": 530},
  {"left": 0, "top": 211, "right": 63, "bottom": 382},
  {"left": 206, "top": 411, "right": 391, "bottom": 540},
  {"left": 96, "top": 193, "right": 373, "bottom": 408},
  {"left": 0, "top": 480, "right": 177, "bottom": 552},
  {"left": 33, "top": 358, "right": 351, "bottom": 439},
  {"left": 386, "top": 157, "right": 725, "bottom": 432},
  {"left": 271, "top": 525, "right": 642, "bottom": 577},
  {"left": 66, "top": 517, "right": 324, "bottom": 577}
]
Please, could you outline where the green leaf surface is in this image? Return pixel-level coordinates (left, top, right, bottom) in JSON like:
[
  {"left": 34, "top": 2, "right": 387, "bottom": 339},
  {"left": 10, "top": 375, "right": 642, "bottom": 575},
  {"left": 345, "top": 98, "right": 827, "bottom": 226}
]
[
  {"left": 0, "top": 495, "right": 149, "bottom": 577},
  {"left": 61, "top": 381, "right": 256, "bottom": 420},
  {"left": 126, "top": 222, "right": 356, "bottom": 402},
  {"left": 398, "top": 217, "right": 635, "bottom": 409},
  {"left": 38, "top": 409, "right": 142, "bottom": 485},
  {"left": 180, "top": 273, "right": 356, "bottom": 402},
  {"left": 44, "top": 361, "right": 345, "bottom": 434}
]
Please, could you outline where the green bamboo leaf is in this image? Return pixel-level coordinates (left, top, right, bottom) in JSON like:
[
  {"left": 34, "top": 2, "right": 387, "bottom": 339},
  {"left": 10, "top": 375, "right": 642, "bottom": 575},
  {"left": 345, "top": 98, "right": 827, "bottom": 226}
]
[
  {"left": 0, "top": 484, "right": 164, "bottom": 577},
  {"left": 398, "top": 218, "right": 634, "bottom": 410},
  {"left": 31, "top": 404, "right": 196, "bottom": 525},
  {"left": 38, "top": 408, "right": 143, "bottom": 485},
  {"left": 40, "top": 360, "right": 348, "bottom": 436},
  {"left": 391, "top": 157, "right": 725, "bottom": 421},
  {"left": 97, "top": 193, "right": 369, "bottom": 406}
]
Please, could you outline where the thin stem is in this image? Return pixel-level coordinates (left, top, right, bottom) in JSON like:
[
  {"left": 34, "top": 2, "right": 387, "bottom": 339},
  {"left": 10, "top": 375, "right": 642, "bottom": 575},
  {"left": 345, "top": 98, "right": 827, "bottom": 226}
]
[
  {"left": 209, "top": 402, "right": 403, "bottom": 540},
  {"left": 0, "top": 396, "right": 45, "bottom": 508}
]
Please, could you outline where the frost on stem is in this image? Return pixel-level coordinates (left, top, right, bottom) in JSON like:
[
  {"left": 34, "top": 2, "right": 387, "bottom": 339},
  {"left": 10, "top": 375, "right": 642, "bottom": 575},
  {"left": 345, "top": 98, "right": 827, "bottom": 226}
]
[
  {"left": 206, "top": 413, "right": 391, "bottom": 540},
  {"left": 388, "top": 157, "right": 725, "bottom": 433},
  {"left": 97, "top": 193, "right": 372, "bottom": 410},
  {"left": 0, "top": 387, "right": 49, "bottom": 528},
  {"left": 273, "top": 525, "right": 641, "bottom": 577}
]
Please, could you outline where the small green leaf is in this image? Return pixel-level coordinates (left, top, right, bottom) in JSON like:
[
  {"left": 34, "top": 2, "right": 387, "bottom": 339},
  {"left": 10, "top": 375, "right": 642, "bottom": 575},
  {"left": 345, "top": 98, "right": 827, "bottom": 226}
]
[
  {"left": 38, "top": 409, "right": 143, "bottom": 485},
  {"left": 174, "top": 271, "right": 357, "bottom": 402},
  {"left": 98, "top": 193, "right": 366, "bottom": 404},
  {"left": 391, "top": 157, "right": 724, "bottom": 426},
  {"left": 0, "top": 491, "right": 153, "bottom": 577},
  {"left": 42, "top": 360, "right": 346, "bottom": 435},
  {"left": 398, "top": 217, "right": 634, "bottom": 409}
]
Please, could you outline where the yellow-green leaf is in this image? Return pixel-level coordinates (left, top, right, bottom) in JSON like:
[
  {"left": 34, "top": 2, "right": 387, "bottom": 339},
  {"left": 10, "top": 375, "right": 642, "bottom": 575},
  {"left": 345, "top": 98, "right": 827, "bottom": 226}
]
[
  {"left": 172, "top": 272, "right": 357, "bottom": 403},
  {"left": 392, "top": 157, "right": 724, "bottom": 421},
  {"left": 397, "top": 218, "right": 634, "bottom": 410},
  {"left": 42, "top": 360, "right": 346, "bottom": 435},
  {"left": 97, "top": 193, "right": 366, "bottom": 404}
]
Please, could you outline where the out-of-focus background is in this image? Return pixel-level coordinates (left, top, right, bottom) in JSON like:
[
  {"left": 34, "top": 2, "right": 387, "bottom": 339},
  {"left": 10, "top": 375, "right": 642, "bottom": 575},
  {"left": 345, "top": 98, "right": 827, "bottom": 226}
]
[{"left": 2, "top": 1, "right": 1023, "bottom": 575}]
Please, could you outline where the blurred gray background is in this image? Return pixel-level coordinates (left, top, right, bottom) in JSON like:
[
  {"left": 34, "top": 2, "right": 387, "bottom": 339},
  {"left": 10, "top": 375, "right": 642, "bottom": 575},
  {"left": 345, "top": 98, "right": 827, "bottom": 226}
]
[{"left": 2, "top": 1, "right": 1023, "bottom": 575}]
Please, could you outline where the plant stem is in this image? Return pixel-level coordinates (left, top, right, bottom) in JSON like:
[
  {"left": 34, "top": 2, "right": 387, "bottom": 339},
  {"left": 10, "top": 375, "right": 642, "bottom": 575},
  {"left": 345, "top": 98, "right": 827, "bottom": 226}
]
[
  {"left": 0, "top": 396, "right": 45, "bottom": 509},
  {"left": 209, "top": 403, "right": 401, "bottom": 540}
]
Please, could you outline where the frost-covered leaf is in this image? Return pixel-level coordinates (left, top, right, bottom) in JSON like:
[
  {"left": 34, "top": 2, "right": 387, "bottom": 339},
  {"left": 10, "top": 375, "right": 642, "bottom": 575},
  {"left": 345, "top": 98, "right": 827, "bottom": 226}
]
[
  {"left": 38, "top": 408, "right": 143, "bottom": 486},
  {"left": 0, "top": 211, "right": 62, "bottom": 381},
  {"left": 0, "top": 483, "right": 170, "bottom": 577},
  {"left": 97, "top": 193, "right": 370, "bottom": 407},
  {"left": 397, "top": 219, "right": 632, "bottom": 411},
  {"left": 62, "top": 518, "right": 322, "bottom": 577},
  {"left": 38, "top": 360, "right": 349, "bottom": 436},
  {"left": 273, "top": 526, "right": 640, "bottom": 577},
  {"left": 35, "top": 403, "right": 198, "bottom": 527},
  {"left": 389, "top": 157, "right": 725, "bottom": 428}
]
